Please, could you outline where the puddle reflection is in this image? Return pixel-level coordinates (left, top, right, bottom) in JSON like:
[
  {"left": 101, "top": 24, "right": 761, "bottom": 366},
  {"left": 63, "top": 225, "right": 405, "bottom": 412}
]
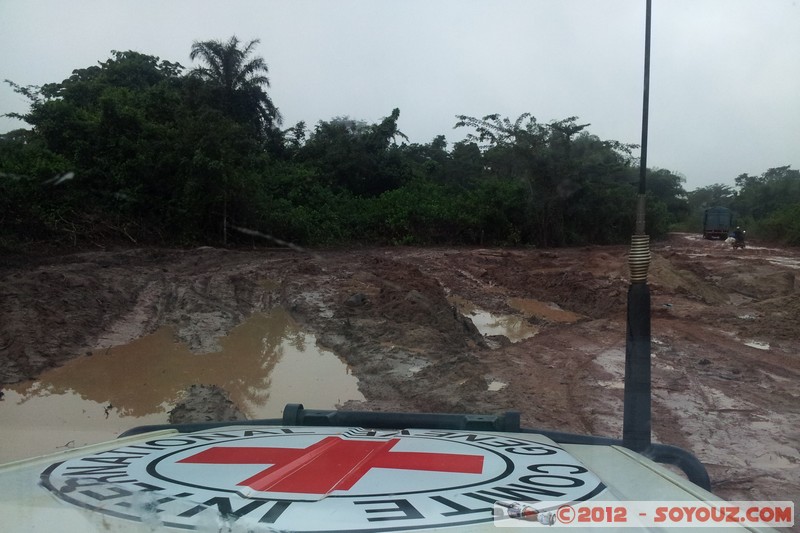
[
  {"left": 448, "top": 295, "right": 539, "bottom": 342},
  {"left": 1, "top": 309, "right": 363, "bottom": 462}
]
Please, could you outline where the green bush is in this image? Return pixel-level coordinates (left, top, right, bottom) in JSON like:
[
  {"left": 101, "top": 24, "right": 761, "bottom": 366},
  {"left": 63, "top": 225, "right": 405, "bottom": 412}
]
[{"left": 757, "top": 204, "right": 800, "bottom": 245}]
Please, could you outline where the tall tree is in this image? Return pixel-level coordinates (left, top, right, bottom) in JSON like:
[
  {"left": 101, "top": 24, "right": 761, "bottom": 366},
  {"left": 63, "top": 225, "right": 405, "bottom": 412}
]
[
  {"left": 646, "top": 168, "right": 689, "bottom": 224},
  {"left": 687, "top": 183, "right": 735, "bottom": 210},
  {"left": 299, "top": 109, "right": 411, "bottom": 196},
  {"left": 2, "top": 51, "right": 198, "bottom": 242},
  {"left": 733, "top": 166, "right": 800, "bottom": 220},
  {"left": 455, "top": 113, "right": 592, "bottom": 246},
  {"left": 189, "top": 36, "right": 281, "bottom": 140}
]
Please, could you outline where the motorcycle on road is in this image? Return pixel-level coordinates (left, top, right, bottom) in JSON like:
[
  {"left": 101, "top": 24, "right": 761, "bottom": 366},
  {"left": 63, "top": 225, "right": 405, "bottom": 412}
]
[{"left": 728, "top": 228, "right": 746, "bottom": 249}]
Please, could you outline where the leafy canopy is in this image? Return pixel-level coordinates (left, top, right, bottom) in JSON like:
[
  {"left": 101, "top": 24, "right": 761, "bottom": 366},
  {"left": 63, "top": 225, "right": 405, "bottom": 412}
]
[{"left": 189, "top": 36, "right": 281, "bottom": 140}]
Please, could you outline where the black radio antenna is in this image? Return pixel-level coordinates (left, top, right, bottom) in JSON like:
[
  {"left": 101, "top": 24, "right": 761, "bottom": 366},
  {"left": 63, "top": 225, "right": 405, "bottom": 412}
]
[{"left": 623, "top": 0, "right": 653, "bottom": 452}]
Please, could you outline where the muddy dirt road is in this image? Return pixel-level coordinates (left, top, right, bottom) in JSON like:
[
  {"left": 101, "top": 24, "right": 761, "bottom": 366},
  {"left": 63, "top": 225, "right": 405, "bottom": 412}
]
[{"left": 1, "top": 234, "right": 798, "bottom": 506}]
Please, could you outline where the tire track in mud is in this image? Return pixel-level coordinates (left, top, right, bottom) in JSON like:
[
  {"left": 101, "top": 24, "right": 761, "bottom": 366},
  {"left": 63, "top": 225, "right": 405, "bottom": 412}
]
[
  {"left": 284, "top": 252, "right": 495, "bottom": 415},
  {"left": 0, "top": 249, "right": 292, "bottom": 382}
]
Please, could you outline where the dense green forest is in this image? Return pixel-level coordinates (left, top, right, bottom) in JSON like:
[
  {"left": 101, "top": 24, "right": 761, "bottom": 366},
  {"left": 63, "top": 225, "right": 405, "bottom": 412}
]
[{"left": 1, "top": 38, "right": 798, "bottom": 250}]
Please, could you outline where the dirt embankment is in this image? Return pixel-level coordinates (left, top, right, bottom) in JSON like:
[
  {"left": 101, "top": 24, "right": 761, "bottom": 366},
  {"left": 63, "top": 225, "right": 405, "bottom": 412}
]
[{"left": 1, "top": 234, "right": 798, "bottom": 506}]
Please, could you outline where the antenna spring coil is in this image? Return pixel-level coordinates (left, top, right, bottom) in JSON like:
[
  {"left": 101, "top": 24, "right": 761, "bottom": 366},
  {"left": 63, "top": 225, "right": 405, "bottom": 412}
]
[{"left": 628, "top": 235, "right": 651, "bottom": 283}]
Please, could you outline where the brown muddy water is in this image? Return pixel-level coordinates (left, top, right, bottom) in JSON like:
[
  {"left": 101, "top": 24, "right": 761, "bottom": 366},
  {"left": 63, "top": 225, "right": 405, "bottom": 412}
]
[
  {"left": 448, "top": 295, "right": 539, "bottom": 342},
  {"left": 447, "top": 295, "right": 577, "bottom": 394},
  {"left": 448, "top": 294, "right": 581, "bottom": 342},
  {"left": 1, "top": 298, "right": 576, "bottom": 462},
  {"left": 0, "top": 309, "right": 364, "bottom": 463}
]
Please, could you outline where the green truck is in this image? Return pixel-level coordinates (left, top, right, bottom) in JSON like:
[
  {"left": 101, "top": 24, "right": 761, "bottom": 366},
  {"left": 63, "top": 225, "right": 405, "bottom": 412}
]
[{"left": 703, "top": 206, "right": 733, "bottom": 239}]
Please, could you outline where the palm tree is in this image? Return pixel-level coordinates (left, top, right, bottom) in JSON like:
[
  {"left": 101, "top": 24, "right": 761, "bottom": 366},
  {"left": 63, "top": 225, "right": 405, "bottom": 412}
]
[{"left": 189, "top": 36, "right": 282, "bottom": 138}]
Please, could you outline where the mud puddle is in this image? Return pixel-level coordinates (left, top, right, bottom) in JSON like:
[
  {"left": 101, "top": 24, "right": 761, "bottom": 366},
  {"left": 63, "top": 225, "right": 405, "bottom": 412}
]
[
  {"left": 448, "top": 294, "right": 582, "bottom": 342},
  {"left": 508, "top": 297, "right": 583, "bottom": 323},
  {"left": 448, "top": 295, "right": 539, "bottom": 342},
  {"left": 0, "top": 309, "right": 363, "bottom": 463}
]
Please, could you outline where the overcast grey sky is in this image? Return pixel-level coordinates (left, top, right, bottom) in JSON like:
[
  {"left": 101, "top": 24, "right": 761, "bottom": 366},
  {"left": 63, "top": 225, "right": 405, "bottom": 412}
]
[{"left": 1, "top": 0, "right": 798, "bottom": 191}]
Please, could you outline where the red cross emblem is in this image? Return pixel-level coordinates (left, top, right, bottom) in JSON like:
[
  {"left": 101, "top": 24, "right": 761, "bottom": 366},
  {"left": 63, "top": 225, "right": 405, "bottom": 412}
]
[{"left": 178, "top": 436, "right": 484, "bottom": 495}]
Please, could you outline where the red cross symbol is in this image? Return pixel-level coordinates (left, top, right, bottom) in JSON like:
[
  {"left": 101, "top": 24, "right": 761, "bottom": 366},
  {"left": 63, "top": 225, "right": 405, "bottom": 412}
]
[{"left": 178, "top": 436, "right": 484, "bottom": 495}]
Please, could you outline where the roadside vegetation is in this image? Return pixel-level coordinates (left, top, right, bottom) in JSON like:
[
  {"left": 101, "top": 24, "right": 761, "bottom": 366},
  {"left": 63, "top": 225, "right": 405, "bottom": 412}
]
[{"left": 2, "top": 37, "right": 798, "bottom": 251}]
